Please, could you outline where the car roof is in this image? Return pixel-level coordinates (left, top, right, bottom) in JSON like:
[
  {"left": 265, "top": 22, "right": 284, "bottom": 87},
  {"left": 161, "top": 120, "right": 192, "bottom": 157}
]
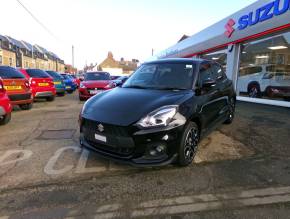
[{"left": 144, "top": 58, "right": 206, "bottom": 65}]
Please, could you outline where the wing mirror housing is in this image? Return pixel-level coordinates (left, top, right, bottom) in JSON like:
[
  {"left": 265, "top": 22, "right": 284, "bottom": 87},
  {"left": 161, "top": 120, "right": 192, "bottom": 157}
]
[{"left": 202, "top": 79, "right": 216, "bottom": 88}]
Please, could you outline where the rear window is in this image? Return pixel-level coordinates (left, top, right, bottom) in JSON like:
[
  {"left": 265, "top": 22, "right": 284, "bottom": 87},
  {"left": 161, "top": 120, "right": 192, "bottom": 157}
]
[
  {"left": 0, "top": 67, "right": 25, "bottom": 79},
  {"left": 84, "top": 72, "right": 110, "bottom": 81},
  {"left": 46, "top": 71, "right": 62, "bottom": 80},
  {"left": 26, "top": 69, "right": 50, "bottom": 78}
]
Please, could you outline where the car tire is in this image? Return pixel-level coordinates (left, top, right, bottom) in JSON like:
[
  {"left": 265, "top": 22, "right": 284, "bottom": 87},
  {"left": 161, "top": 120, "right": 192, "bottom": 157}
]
[
  {"left": 224, "top": 97, "right": 235, "bottom": 124},
  {"left": 79, "top": 96, "right": 86, "bottom": 101},
  {"left": 57, "top": 92, "right": 65, "bottom": 97},
  {"left": 67, "top": 90, "right": 74, "bottom": 94},
  {"left": 0, "top": 113, "right": 11, "bottom": 125},
  {"left": 46, "top": 96, "right": 55, "bottom": 102},
  {"left": 178, "top": 122, "right": 199, "bottom": 167},
  {"left": 248, "top": 83, "right": 261, "bottom": 98},
  {"left": 19, "top": 103, "right": 33, "bottom": 110}
]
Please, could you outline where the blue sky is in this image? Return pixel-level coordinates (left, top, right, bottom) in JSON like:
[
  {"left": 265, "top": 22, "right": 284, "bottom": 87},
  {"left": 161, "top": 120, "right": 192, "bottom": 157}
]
[{"left": 1, "top": 0, "right": 257, "bottom": 68}]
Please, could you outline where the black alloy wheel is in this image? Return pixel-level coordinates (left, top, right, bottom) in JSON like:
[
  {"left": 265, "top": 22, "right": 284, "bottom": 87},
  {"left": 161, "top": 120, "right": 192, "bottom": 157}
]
[
  {"left": 224, "top": 97, "right": 235, "bottom": 124},
  {"left": 178, "top": 122, "right": 199, "bottom": 166}
]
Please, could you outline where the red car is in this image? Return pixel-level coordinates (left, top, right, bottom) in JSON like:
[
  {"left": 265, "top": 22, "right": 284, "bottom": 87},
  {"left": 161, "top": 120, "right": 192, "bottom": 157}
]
[
  {"left": 19, "top": 69, "right": 56, "bottom": 101},
  {"left": 78, "top": 72, "right": 115, "bottom": 101},
  {"left": 0, "top": 66, "right": 33, "bottom": 110},
  {"left": 0, "top": 78, "right": 12, "bottom": 125}
]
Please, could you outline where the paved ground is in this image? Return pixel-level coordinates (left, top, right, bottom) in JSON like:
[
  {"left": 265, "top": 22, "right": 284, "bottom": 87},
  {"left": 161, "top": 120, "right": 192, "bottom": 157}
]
[{"left": 0, "top": 92, "right": 290, "bottom": 218}]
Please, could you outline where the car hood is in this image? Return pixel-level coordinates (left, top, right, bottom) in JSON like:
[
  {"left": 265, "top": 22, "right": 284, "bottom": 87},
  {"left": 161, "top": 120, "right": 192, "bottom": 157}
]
[
  {"left": 82, "top": 80, "right": 111, "bottom": 88},
  {"left": 82, "top": 87, "right": 193, "bottom": 126}
]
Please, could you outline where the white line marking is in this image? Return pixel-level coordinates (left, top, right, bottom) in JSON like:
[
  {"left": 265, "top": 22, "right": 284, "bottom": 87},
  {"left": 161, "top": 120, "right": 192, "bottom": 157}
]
[
  {"left": 91, "top": 186, "right": 290, "bottom": 219},
  {"left": 75, "top": 149, "right": 106, "bottom": 174},
  {"left": 44, "top": 146, "right": 81, "bottom": 175},
  {"left": 0, "top": 150, "right": 33, "bottom": 166}
]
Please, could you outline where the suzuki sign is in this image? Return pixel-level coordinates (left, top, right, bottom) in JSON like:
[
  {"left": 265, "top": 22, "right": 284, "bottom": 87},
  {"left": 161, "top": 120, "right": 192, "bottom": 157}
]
[{"left": 226, "top": 0, "right": 290, "bottom": 37}]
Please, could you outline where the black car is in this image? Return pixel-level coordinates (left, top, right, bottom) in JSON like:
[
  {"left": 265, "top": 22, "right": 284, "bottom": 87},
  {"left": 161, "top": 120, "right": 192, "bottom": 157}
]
[
  {"left": 112, "top": 76, "right": 129, "bottom": 87},
  {"left": 79, "top": 58, "right": 236, "bottom": 167}
]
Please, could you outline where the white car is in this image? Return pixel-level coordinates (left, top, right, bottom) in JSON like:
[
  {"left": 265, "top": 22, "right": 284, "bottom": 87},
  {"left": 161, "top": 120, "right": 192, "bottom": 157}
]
[{"left": 237, "top": 65, "right": 290, "bottom": 100}]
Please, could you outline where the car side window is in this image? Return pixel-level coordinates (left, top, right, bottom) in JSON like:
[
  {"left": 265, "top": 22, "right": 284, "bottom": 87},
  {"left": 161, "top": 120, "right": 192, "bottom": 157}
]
[
  {"left": 212, "top": 64, "right": 225, "bottom": 82},
  {"left": 199, "top": 63, "right": 214, "bottom": 86}
]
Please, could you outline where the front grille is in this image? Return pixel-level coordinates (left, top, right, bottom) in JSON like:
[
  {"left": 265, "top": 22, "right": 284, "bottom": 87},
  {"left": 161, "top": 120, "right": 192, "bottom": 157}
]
[
  {"left": 87, "top": 88, "right": 105, "bottom": 92},
  {"left": 86, "top": 139, "right": 134, "bottom": 156},
  {"left": 9, "top": 93, "right": 31, "bottom": 101},
  {"left": 83, "top": 118, "right": 131, "bottom": 137},
  {"left": 82, "top": 118, "right": 135, "bottom": 157}
]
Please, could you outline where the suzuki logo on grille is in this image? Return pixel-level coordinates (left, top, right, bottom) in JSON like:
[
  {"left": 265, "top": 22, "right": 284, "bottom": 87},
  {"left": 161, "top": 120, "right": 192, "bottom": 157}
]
[
  {"left": 11, "top": 81, "right": 16, "bottom": 86},
  {"left": 97, "top": 124, "right": 104, "bottom": 132},
  {"left": 224, "top": 19, "right": 236, "bottom": 38}
]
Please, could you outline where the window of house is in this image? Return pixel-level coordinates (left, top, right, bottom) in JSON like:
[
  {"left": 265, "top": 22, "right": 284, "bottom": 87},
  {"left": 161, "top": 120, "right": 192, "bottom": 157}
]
[
  {"left": 237, "top": 32, "right": 290, "bottom": 102},
  {"left": 9, "top": 58, "right": 13, "bottom": 66},
  {"left": 0, "top": 56, "right": 2, "bottom": 65}
]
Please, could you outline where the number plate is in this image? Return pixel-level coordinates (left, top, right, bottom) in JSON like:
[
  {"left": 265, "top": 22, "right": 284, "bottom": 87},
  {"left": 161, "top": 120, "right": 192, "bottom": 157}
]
[
  {"left": 38, "top": 83, "right": 49, "bottom": 86},
  {"left": 66, "top": 86, "right": 71, "bottom": 89},
  {"left": 89, "top": 90, "right": 99, "bottom": 95},
  {"left": 95, "top": 134, "right": 107, "bottom": 142},
  {"left": 54, "top": 81, "right": 61, "bottom": 85},
  {"left": 4, "top": 86, "right": 22, "bottom": 90}
]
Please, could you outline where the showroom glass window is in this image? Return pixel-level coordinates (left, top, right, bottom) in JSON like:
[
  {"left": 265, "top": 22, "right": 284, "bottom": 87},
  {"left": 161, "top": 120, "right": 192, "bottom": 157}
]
[
  {"left": 238, "top": 32, "right": 290, "bottom": 102},
  {"left": 200, "top": 48, "right": 227, "bottom": 71}
]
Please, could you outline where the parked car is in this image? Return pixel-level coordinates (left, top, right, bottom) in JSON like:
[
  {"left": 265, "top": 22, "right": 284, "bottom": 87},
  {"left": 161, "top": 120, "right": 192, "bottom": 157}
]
[
  {"left": 112, "top": 76, "right": 129, "bottom": 87},
  {"left": 79, "top": 59, "right": 236, "bottom": 167},
  {"left": 70, "top": 75, "right": 81, "bottom": 88},
  {"left": 46, "top": 71, "right": 66, "bottom": 96},
  {"left": 19, "top": 69, "right": 56, "bottom": 102},
  {"left": 0, "top": 78, "right": 12, "bottom": 125},
  {"left": 237, "top": 64, "right": 290, "bottom": 100},
  {"left": 0, "top": 66, "right": 33, "bottom": 110},
  {"left": 60, "top": 73, "right": 77, "bottom": 94},
  {"left": 110, "top": 75, "right": 121, "bottom": 80},
  {"left": 78, "top": 71, "right": 115, "bottom": 101}
]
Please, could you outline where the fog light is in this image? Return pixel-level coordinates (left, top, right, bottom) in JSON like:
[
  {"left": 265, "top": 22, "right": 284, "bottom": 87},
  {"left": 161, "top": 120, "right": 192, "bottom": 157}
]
[
  {"left": 149, "top": 150, "right": 157, "bottom": 156},
  {"left": 156, "top": 145, "right": 166, "bottom": 153},
  {"left": 162, "top": 135, "right": 169, "bottom": 141}
]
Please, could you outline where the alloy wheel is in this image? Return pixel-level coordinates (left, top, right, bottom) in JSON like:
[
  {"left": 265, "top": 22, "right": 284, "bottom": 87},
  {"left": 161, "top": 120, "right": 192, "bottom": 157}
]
[{"left": 184, "top": 127, "right": 199, "bottom": 163}]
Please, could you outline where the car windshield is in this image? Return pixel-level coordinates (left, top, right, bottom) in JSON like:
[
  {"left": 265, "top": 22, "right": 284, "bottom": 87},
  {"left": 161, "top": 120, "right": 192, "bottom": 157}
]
[
  {"left": 26, "top": 69, "right": 50, "bottom": 78},
  {"left": 123, "top": 62, "right": 196, "bottom": 90},
  {"left": 46, "top": 71, "right": 63, "bottom": 80},
  {"left": 0, "top": 67, "right": 25, "bottom": 79},
  {"left": 61, "top": 74, "right": 70, "bottom": 80},
  {"left": 84, "top": 72, "right": 110, "bottom": 81}
]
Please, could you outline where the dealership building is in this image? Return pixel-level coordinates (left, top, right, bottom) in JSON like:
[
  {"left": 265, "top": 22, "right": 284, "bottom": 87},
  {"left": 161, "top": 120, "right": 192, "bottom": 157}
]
[{"left": 155, "top": 0, "right": 290, "bottom": 108}]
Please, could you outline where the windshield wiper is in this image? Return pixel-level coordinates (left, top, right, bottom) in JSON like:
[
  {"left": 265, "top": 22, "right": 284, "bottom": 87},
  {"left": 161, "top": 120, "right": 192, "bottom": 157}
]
[
  {"left": 156, "top": 87, "right": 188, "bottom": 91},
  {"left": 123, "top": 85, "right": 150, "bottom": 89}
]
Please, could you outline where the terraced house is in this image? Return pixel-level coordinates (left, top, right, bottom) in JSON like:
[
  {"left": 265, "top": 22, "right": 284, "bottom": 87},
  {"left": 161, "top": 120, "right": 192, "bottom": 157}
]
[
  {"left": 0, "top": 35, "right": 16, "bottom": 67},
  {"left": 0, "top": 34, "right": 66, "bottom": 72}
]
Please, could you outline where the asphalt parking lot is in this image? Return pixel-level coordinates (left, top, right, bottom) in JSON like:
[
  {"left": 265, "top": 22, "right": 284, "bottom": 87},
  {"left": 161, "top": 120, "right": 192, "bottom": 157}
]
[{"left": 0, "top": 92, "right": 290, "bottom": 218}]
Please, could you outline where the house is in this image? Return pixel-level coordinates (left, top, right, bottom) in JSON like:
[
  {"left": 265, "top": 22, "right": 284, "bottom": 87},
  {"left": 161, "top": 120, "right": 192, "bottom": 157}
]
[
  {"left": 98, "top": 52, "right": 139, "bottom": 75},
  {"left": 0, "top": 35, "right": 16, "bottom": 67},
  {"left": 0, "top": 33, "right": 66, "bottom": 72},
  {"left": 20, "top": 41, "right": 35, "bottom": 68}
]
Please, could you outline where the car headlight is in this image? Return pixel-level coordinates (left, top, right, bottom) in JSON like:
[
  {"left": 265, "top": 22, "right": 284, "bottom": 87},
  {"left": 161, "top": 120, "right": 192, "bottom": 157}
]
[
  {"left": 137, "top": 105, "right": 178, "bottom": 128},
  {"left": 80, "top": 83, "right": 86, "bottom": 89}
]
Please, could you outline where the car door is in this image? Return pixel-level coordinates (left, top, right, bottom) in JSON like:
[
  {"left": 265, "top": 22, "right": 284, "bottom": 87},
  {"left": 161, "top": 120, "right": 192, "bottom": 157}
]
[
  {"left": 196, "top": 62, "right": 221, "bottom": 130},
  {"left": 211, "top": 63, "right": 231, "bottom": 121}
]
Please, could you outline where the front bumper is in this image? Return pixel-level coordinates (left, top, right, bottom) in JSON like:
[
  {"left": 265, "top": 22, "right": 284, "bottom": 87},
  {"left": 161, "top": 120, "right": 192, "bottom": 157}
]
[{"left": 80, "top": 118, "right": 184, "bottom": 167}]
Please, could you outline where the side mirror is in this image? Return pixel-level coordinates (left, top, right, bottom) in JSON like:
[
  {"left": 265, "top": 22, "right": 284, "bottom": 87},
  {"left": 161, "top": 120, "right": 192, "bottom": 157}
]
[{"left": 202, "top": 79, "right": 216, "bottom": 88}]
